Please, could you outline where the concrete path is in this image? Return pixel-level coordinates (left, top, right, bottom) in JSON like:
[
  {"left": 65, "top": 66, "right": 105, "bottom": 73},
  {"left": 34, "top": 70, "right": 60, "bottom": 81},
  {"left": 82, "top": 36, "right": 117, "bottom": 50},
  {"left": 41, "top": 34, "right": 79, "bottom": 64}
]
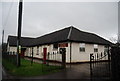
[{"left": 2, "top": 66, "right": 17, "bottom": 80}]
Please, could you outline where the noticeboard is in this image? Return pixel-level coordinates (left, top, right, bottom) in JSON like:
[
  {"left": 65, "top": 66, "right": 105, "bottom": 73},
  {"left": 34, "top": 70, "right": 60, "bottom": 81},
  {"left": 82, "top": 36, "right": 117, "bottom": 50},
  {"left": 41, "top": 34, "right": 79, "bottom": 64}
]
[{"left": 58, "top": 43, "right": 68, "bottom": 47}]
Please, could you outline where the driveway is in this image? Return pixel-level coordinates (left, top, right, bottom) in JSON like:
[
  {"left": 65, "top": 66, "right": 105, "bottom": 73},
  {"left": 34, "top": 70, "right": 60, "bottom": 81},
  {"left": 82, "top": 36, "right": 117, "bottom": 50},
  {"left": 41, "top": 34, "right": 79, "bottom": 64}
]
[
  {"left": 2, "top": 61, "right": 111, "bottom": 81},
  {"left": 19, "top": 63, "right": 90, "bottom": 79},
  {"left": 2, "top": 63, "right": 91, "bottom": 79}
]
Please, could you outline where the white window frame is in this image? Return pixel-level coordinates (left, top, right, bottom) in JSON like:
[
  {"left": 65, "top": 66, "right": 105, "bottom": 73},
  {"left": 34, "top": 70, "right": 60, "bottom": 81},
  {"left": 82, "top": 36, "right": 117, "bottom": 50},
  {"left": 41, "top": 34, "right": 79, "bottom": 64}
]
[
  {"left": 53, "top": 43, "right": 58, "bottom": 50},
  {"left": 94, "top": 44, "right": 98, "bottom": 52},
  {"left": 80, "top": 43, "right": 85, "bottom": 52},
  {"left": 36, "top": 46, "right": 39, "bottom": 55},
  {"left": 104, "top": 46, "right": 108, "bottom": 53}
]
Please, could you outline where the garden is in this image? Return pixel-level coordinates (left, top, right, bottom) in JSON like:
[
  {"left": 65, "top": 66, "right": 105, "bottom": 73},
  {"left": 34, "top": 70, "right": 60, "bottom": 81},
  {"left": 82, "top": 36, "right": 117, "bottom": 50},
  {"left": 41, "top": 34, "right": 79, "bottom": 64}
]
[{"left": 2, "top": 58, "right": 63, "bottom": 77}]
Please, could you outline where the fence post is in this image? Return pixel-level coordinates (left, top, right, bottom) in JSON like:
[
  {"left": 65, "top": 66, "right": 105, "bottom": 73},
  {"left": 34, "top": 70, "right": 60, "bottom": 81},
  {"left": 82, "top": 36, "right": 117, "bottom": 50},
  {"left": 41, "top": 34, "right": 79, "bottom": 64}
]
[
  {"left": 107, "top": 47, "right": 111, "bottom": 79},
  {"left": 31, "top": 47, "right": 33, "bottom": 66},
  {"left": 101, "top": 52, "right": 102, "bottom": 58},
  {"left": 97, "top": 53, "right": 99, "bottom": 63},
  {"left": 47, "top": 52, "right": 50, "bottom": 66},
  {"left": 90, "top": 53, "right": 93, "bottom": 81},
  {"left": 62, "top": 48, "right": 66, "bottom": 69},
  {"left": 111, "top": 46, "right": 116, "bottom": 80},
  {"left": 108, "top": 48, "right": 110, "bottom": 62}
]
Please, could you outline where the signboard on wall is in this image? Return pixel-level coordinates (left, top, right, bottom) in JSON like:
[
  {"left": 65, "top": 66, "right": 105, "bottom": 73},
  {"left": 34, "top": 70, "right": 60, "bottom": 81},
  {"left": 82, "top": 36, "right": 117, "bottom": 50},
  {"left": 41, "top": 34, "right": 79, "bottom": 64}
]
[{"left": 58, "top": 43, "right": 68, "bottom": 47}]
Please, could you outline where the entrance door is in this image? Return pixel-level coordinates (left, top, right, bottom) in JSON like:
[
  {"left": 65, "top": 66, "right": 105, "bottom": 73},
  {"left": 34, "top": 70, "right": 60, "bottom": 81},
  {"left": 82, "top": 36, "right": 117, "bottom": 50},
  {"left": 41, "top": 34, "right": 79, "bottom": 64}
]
[{"left": 43, "top": 48, "right": 47, "bottom": 64}]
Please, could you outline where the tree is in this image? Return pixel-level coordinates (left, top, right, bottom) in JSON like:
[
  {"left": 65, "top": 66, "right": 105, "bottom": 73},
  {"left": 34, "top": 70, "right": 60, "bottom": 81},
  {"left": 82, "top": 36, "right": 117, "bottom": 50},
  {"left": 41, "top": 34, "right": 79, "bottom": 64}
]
[{"left": 109, "top": 37, "right": 118, "bottom": 44}]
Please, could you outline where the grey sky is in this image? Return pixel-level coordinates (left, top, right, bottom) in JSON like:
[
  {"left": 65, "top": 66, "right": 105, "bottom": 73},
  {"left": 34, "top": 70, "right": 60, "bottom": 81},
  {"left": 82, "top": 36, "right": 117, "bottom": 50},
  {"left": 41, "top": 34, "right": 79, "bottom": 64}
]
[
  {"left": 118, "top": 1, "right": 120, "bottom": 42},
  {"left": 0, "top": 2, "right": 2, "bottom": 45},
  {"left": 2, "top": 2, "right": 118, "bottom": 43}
]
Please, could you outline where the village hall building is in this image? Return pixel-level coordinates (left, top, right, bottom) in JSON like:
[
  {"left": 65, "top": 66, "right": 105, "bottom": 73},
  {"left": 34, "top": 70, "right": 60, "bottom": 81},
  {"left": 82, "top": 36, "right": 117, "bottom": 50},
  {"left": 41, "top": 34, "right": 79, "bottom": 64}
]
[{"left": 7, "top": 26, "right": 112, "bottom": 63}]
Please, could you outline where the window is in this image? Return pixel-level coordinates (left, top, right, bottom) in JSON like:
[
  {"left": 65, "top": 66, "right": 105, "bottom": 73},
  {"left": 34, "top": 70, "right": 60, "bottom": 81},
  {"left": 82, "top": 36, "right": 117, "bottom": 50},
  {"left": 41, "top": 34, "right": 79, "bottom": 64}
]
[
  {"left": 53, "top": 43, "right": 58, "bottom": 49},
  {"left": 104, "top": 46, "right": 108, "bottom": 53},
  {"left": 94, "top": 44, "right": 98, "bottom": 52},
  {"left": 80, "top": 43, "right": 85, "bottom": 52},
  {"left": 30, "top": 48, "right": 32, "bottom": 56},
  {"left": 36, "top": 46, "right": 39, "bottom": 55}
]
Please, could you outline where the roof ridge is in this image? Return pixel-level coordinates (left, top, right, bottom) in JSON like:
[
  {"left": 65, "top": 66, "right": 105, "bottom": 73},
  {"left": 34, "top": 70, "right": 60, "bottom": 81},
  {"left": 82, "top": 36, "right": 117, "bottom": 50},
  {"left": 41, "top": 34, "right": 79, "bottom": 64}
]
[
  {"left": 8, "top": 35, "right": 35, "bottom": 39},
  {"left": 67, "top": 26, "right": 73, "bottom": 40}
]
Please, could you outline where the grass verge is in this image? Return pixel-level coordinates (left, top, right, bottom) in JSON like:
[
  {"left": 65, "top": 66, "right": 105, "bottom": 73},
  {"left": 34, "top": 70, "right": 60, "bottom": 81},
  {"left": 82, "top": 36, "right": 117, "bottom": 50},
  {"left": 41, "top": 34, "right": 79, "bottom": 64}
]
[{"left": 2, "top": 58, "right": 63, "bottom": 77}]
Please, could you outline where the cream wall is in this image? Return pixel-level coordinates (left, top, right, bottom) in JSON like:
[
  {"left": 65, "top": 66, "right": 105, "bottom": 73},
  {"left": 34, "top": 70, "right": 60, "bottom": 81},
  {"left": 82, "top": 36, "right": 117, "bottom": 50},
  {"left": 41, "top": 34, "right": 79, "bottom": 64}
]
[
  {"left": 9, "top": 47, "right": 17, "bottom": 53},
  {"left": 7, "top": 43, "right": 17, "bottom": 53},
  {"left": 13, "top": 42, "right": 108, "bottom": 63},
  {"left": 98, "top": 45, "right": 104, "bottom": 53},
  {"left": 70, "top": 43, "right": 92, "bottom": 62},
  {"left": 7, "top": 43, "right": 10, "bottom": 52},
  {"left": 67, "top": 42, "right": 107, "bottom": 63},
  {"left": 25, "top": 47, "right": 33, "bottom": 57},
  {"left": 7, "top": 46, "right": 17, "bottom": 55},
  {"left": 24, "top": 44, "right": 63, "bottom": 61}
]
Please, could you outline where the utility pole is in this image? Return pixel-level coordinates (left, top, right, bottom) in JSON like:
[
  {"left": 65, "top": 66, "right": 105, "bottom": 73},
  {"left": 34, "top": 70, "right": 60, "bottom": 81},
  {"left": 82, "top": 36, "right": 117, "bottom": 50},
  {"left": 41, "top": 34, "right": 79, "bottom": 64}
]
[
  {"left": 2, "top": 30, "right": 4, "bottom": 55},
  {"left": 17, "top": 0, "right": 23, "bottom": 67},
  {"left": 31, "top": 47, "right": 33, "bottom": 66}
]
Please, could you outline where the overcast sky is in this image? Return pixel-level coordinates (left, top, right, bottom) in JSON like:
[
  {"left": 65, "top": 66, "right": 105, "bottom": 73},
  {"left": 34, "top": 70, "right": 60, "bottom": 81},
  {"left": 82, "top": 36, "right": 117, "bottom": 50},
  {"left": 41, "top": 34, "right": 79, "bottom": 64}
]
[{"left": 1, "top": 1, "right": 119, "bottom": 43}]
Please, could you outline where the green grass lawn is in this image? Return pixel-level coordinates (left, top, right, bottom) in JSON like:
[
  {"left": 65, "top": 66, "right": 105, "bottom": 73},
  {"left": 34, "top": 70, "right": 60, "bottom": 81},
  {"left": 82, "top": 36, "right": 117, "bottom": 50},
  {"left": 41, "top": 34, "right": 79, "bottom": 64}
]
[{"left": 2, "top": 58, "right": 63, "bottom": 77}]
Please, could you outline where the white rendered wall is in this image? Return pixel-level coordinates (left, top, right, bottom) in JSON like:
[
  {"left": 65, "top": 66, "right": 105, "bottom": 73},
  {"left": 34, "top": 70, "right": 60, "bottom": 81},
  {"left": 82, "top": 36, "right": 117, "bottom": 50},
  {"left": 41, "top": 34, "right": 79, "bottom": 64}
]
[
  {"left": 69, "top": 42, "right": 107, "bottom": 63},
  {"left": 24, "top": 42, "right": 108, "bottom": 63},
  {"left": 24, "top": 44, "right": 65, "bottom": 62},
  {"left": 9, "top": 47, "right": 17, "bottom": 53}
]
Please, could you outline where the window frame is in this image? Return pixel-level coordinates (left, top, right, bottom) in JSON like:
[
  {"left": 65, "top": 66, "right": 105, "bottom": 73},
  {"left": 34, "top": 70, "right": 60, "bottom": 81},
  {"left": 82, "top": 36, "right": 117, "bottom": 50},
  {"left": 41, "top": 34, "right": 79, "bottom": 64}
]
[
  {"left": 79, "top": 43, "right": 85, "bottom": 52},
  {"left": 36, "top": 46, "right": 39, "bottom": 55},
  {"left": 104, "top": 45, "right": 108, "bottom": 53},
  {"left": 53, "top": 43, "right": 58, "bottom": 50},
  {"left": 94, "top": 44, "right": 98, "bottom": 52}
]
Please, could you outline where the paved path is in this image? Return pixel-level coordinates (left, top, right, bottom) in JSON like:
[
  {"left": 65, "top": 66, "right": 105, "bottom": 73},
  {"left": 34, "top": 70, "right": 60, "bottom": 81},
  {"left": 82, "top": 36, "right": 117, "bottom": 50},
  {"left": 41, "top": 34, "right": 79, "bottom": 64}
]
[{"left": 2, "top": 66, "right": 16, "bottom": 80}]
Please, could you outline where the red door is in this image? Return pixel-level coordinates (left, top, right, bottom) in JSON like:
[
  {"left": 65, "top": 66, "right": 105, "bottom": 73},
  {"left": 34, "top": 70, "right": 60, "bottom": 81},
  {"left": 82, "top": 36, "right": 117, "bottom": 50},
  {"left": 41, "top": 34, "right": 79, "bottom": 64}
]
[
  {"left": 43, "top": 48, "right": 47, "bottom": 64},
  {"left": 21, "top": 50, "right": 24, "bottom": 57},
  {"left": 21, "top": 48, "right": 26, "bottom": 57}
]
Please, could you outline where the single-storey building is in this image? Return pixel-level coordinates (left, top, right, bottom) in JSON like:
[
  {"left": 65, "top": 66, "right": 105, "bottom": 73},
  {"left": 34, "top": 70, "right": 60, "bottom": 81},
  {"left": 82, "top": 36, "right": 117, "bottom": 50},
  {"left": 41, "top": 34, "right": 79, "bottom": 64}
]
[{"left": 7, "top": 26, "right": 112, "bottom": 63}]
